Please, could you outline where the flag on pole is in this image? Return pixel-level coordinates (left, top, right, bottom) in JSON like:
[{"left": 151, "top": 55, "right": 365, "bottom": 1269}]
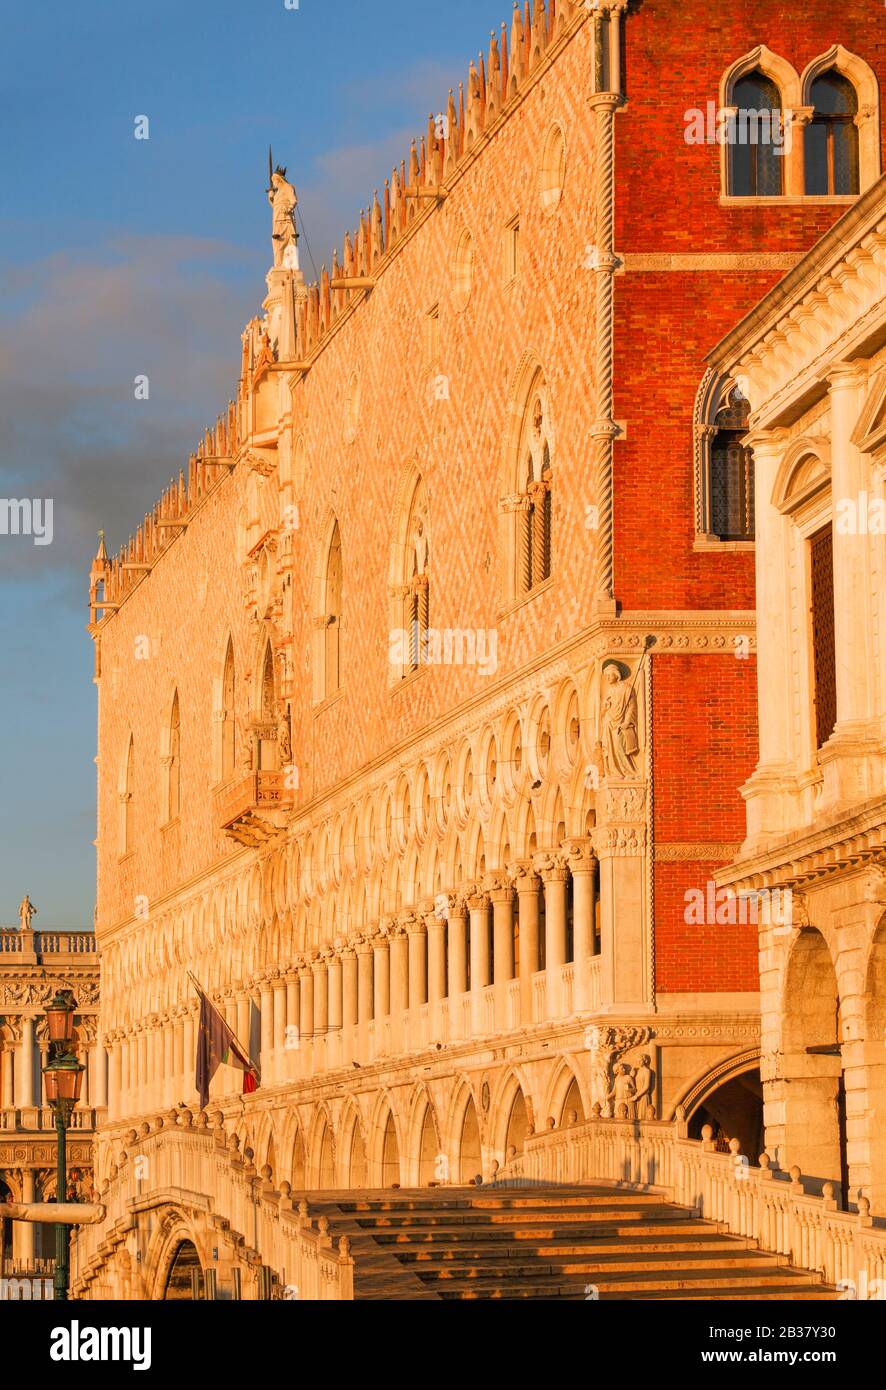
[{"left": 194, "top": 981, "right": 259, "bottom": 1110}]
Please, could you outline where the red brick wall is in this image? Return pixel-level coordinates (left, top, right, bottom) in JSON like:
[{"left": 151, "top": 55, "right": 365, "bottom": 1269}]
[
  {"left": 612, "top": 0, "right": 886, "bottom": 610},
  {"left": 652, "top": 652, "right": 759, "bottom": 992}
]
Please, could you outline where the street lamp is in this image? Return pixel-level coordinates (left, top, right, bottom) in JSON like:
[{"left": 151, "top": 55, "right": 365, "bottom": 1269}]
[{"left": 42, "top": 990, "right": 84, "bottom": 1301}]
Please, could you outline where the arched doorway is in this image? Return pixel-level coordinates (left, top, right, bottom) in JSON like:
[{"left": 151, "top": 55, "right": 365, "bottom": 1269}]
[
  {"left": 688, "top": 1071, "right": 764, "bottom": 1162},
  {"left": 505, "top": 1087, "right": 529, "bottom": 1156},
  {"left": 381, "top": 1112, "right": 400, "bottom": 1187},
  {"left": 459, "top": 1095, "right": 482, "bottom": 1184},
  {"left": 162, "top": 1240, "right": 203, "bottom": 1300},
  {"left": 417, "top": 1103, "right": 440, "bottom": 1185},
  {"left": 782, "top": 929, "right": 846, "bottom": 1198}
]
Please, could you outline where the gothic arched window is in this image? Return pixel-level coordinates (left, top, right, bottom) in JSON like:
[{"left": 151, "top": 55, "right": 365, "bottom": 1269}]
[
  {"left": 119, "top": 733, "right": 134, "bottom": 854},
  {"left": 314, "top": 519, "right": 343, "bottom": 702},
  {"left": 730, "top": 72, "right": 784, "bottom": 197},
  {"left": 805, "top": 72, "right": 860, "bottom": 195},
  {"left": 166, "top": 691, "right": 181, "bottom": 821},
  {"left": 710, "top": 387, "right": 755, "bottom": 541},
  {"left": 221, "top": 639, "right": 235, "bottom": 779}
]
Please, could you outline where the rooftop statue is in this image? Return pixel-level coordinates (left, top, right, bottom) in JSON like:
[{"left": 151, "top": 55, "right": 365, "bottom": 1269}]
[
  {"left": 18, "top": 894, "right": 37, "bottom": 931},
  {"left": 268, "top": 156, "right": 299, "bottom": 271}
]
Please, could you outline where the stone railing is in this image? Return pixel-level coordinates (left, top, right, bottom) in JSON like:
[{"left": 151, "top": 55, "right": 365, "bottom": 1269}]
[
  {"left": 72, "top": 1114, "right": 355, "bottom": 1301},
  {"left": 502, "top": 1116, "right": 886, "bottom": 1298},
  {"left": 0, "top": 929, "right": 96, "bottom": 958},
  {"left": 0, "top": 1107, "right": 99, "bottom": 1132}
]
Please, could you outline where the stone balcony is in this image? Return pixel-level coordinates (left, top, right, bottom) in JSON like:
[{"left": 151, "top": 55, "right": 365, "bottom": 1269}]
[{"left": 214, "top": 771, "right": 295, "bottom": 846}]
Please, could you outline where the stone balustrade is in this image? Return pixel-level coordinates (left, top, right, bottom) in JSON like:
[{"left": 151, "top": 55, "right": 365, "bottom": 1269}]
[
  {"left": 71, "top": 1116, "right": 355, "bottom": 1301},
  {"left": 501, "top": 1116, "right": 886, "bottom": 1298}
]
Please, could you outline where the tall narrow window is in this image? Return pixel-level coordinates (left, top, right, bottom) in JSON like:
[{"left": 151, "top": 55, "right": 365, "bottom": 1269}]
[
  {"left": 710, "top": 387, "right": 755, "bottom": 540},
  {"left": 221, "top": 639, "right": 235, "bottom": 779},
  {"left": 167, "top": 692, "right": 181, "bottom": 820},
  {"left": 805, "top": 73, "right": 859, "bottom": 196},
  {"left": 119, "top": 734, "right": 134, "bottom": 854},
  {"left": 730, "top": 73, "right": 784, "bottom": 196},
  {"left": 810, "top": 525, "right": 837, "bottom": 749},
  {"left": 324, "top": 521, "right": 343, "bottom": 696},
  {"left": 259, "top": 642, "right": 279, "bottom": 770}
]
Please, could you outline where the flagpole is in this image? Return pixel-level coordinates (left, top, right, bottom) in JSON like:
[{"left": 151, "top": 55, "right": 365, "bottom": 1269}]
[{"left": 188, "top": 971, "right": 258, "bottom": 1078}]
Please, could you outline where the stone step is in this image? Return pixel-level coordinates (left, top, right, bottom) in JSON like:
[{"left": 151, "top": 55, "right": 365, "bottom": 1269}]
[
  {"left": 369, "top": 1234, "right": 745, "bottom": 1256},
  {"left": 369, "top": 1220, "right": 723, "bottom": 1244},
  {"left": 349, "top": 1206, "right": 695, "bottom": 1229},
  {"left": 426, "top": 1265, "right": 823, "bottom": 1296},
  {"left": 396, "top": 1250, "right": 782, "bottom": 1275}
]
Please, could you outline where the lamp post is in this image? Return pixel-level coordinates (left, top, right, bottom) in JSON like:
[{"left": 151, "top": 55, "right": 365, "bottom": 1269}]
[{"left": 42, "top": 989, "right": 84, "bottom": 1301}]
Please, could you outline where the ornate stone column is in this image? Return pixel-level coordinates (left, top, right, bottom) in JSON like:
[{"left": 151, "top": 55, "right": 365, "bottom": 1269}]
[
  {"left": 260, "top": 977, "right": 275, "bottom": 1076},
  {"left": 17, "top": 1016, "right": 35, "bottom": 1107},
  {"left": 390, "top": 922, "right": 409, "bottom": 1017},
  {"left": 325, "top": 950, "right": 337, "bottom": 1067},
  {"left": 447, "top": 896, "right": 468, "bottom": 996},
  {"left": 312, "top": 954, "right": 329, "bottom": 1039},
  {"left": 510, "top": 862, "right": 541, "bottom": 1025},
  {"left": 372, "top": 930, "right": 391, "bottom": 1020},
  {"left": 1, "top": 1037, "right": 13, "bottom": 1110},
  {"left": 468, "top": 891, "right": 491, "bottom": 1035},
  {"left": 108, "top": 1035, "right": 121, "bottom": 1118},
  {"left": 407, "top": 915, "right": 428, "bottom": 1009},
  {"left": 298, "top": 963, "right": 314, "bottom": 1073},
  {"left": 424, "top": 903, "right": 446, "bottom": 1005},
  {"left": 162, "top": 1019, "right": 174, "bottom": 1109},
  {"left": 488, "top": 875, "right": 515, "bottom": 1031},
  {"left": 534, "top": 852, "right": 569, "bottom": 1018},
  {"left": 272, "top": 976, "right": 287, "bottom": 1084},
  {"left": 182, "top": 1011, "right": 196, "bottom": 1104},
  {"left": 285, "top": 971, "right": 300, "bottom": 1080},
  {"left": 564, "top": 837, "right": 599, "bottom": 1011},
  {"left": 172, "top": 1016, "right": 184, "bottom": 1103},
  {"left": 356, "top": 939, "right": 374, "bottom": 1024}
]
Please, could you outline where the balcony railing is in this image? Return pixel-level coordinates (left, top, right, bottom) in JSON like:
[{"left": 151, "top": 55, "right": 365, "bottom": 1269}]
[
  {"left": 0, "top": 1107, "right": 99, "bottom": 1132},
  {"left": 0, "top": 930, "right": 96, "bottom": 959}
]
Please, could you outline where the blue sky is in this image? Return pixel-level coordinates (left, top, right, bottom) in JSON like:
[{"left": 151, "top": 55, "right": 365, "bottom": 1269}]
[{"left": 0, "top": 0, "right": 508, "bottom": 926}]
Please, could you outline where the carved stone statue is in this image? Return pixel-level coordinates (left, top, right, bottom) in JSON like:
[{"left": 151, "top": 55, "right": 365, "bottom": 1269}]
[
  {"left": 632, "top": 1054, "right": 656, "bottom": 1119},
  {"left": 608, "top": 1063, "right": 636, "bottom": 1118},
  {"left": 277, "top": 712, "right": 292, "bottom": 765},
  {"left": 18, "top": 894, "right": 36, "bottom": 931},
  {"left": 601, "top": 664, "right": 640, "bottom": 776},
  {"left": 268, "top": 167, "right": 298, "bottom": 270}
]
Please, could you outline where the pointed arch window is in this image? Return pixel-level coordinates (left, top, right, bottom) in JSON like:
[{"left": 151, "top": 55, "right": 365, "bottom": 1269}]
[
  {"left": 389, "top": 470, "right": 431, "bottom": 683},
  {"left": 805, "top": 73, "right": 859, "bottom": 196},
  {"left": 314, "top": 519, "right": 343, "bottom": 702},
  {"left": 730, "top": 73, "right": 784, "bottom": 197},
  {"left": 166, "top": 691, "right": 181, "bottom": 821},
  {"left": 221, "top": 639, "right": 236, "bottom": 779},
  {"left": 119, "top": 734, "right": 134, "bottom": 854}
]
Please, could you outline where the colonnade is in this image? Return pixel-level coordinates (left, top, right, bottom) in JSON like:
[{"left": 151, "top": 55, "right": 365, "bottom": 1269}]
[{"left": 106, "top": 840, "right": 600, "bottom": 1120}]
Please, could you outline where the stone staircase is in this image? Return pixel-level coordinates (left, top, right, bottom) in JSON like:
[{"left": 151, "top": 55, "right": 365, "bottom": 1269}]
[{"left": 308, "top": 1184, "right": 841, "bottom": 1300}]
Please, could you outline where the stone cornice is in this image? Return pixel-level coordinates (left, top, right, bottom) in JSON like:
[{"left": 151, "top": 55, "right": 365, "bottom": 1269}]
[{"left": 716, "top": 795, "right": 886, "bottom": 893}]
